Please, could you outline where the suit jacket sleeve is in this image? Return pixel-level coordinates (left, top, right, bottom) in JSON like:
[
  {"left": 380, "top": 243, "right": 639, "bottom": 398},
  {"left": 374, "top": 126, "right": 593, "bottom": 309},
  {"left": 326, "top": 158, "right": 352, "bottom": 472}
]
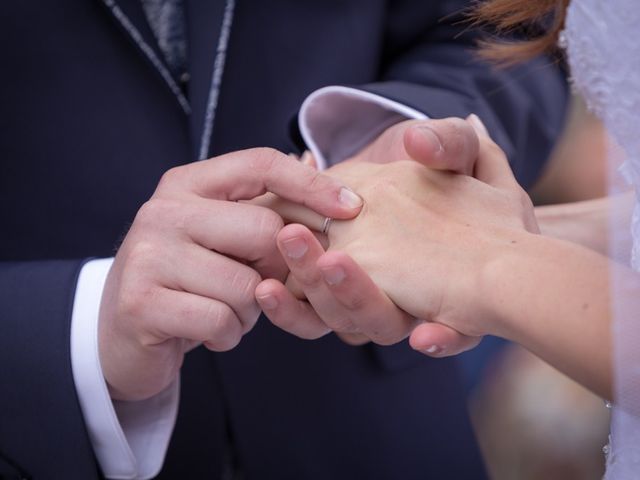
[{"left": 0, "top": 261, "right": 101, "bottom": 479}]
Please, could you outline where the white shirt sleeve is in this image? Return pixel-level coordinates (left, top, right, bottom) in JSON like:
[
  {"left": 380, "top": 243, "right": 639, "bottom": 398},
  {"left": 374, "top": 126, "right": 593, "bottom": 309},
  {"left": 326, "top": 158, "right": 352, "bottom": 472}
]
[
  {"left": 298, "top": 85, "right": 428, "bottom": 169},
  {"left": 69, "top": 85, "right": 428, "bottom": 479},
  {"left": 70, "top": 258, "right": 179, "bottom": 480}
]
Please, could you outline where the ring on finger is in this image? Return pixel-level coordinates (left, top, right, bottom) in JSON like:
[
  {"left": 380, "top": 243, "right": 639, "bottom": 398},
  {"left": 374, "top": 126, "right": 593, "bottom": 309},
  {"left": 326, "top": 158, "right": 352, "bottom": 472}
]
[{"left": 321, "top": 217, "right": 333, "bottom": 235}]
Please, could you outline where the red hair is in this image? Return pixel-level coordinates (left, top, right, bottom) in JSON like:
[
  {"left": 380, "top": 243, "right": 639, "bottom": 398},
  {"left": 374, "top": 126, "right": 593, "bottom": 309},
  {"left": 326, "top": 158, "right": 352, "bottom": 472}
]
[{"left": 471, "top": 0, "right": 570, "bottom": 65}]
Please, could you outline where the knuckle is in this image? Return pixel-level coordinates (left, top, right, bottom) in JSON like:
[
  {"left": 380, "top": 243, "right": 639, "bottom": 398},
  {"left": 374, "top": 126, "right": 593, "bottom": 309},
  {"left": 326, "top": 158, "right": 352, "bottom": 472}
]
[
  {"left": 445, "top": 126, "right": 470, "bottom": 158},
  {"left": 236, "top": 268, "right": 263, "bottom": 298},
  {"left": 250, "top": 147, "right": 281, "bottom": 175},
  {"left": 293, "top": 268, "right": 322, "bottom": 288},
  {"left": 135, "top": 200, "right": 160, "bottom": 226},
  {"left": 158, "top": 165, "right": 188, "bottom": 190},
  {"left": 135, "top": 198, "right": 176, "bottom": 227},
  {"left": 341, "top": 291, "right": 369, "bottom": 312},
  {"left": 438, "top": 117, "right": 480, "bottom": 164},
  {"left": 230, "top": 269, "right": 262, "bottom": 313},
  {"left": 125, "top": 240, "right": 158, "bottom": 271},
  {"left": 115, "top": 243, "right": 162, "bottom": 320},
  {"left": 360, "top": 175, "right": 402, "bottom": 201},
  {"left": 117, "top": 280, "right": 156, "bottom": 323},
  {"left": 256, "top": 209, "right": 284, "bottom": 245},
  {"left": 135, "top": 198, "right": 190, "bottom": 236},
  {"left": 203, "top": 302, "right": 240, "bottom": 349},
  {"left": 249, "top": 210, "right": 284, "bottom": 260},
  {"left": 446, "top": 117, "right": 471, "bottom": 136},
  {"left": 304, "top": 168, "right": 326, "bottom": 192}
]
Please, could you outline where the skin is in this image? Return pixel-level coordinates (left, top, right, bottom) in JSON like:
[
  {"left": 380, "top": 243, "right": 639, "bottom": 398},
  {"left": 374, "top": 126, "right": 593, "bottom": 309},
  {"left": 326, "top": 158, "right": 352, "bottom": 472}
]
[
  {"left": 98, "top": 148, "right": 364, "bottom": 401},
  {"left": 256, "top": 117, "right": 486, "bottom": 352},
  {"left": 98, "top": 118, "right": 485, "bottom": 403},
  {"left": 261, "top": 119, "right": 640, "bottom": 402},
  {"left": 536, "top": 192, "right": 635, "bottom": 262}
]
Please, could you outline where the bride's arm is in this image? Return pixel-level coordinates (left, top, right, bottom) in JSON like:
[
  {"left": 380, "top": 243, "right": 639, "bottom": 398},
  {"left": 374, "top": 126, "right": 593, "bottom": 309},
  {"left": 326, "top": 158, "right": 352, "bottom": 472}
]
[
  {"left": 463, "top": 229, "right": 637, "bottom": 400},
  {"left": 535, "top": 192, "right": 635, "bottom": 263}
]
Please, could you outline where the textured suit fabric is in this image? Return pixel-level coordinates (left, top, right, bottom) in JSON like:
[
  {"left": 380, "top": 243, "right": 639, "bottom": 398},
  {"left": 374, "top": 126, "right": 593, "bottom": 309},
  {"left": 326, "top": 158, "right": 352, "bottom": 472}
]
[{"left": 0, "top": 0, "right": 567, "bottom": 478}]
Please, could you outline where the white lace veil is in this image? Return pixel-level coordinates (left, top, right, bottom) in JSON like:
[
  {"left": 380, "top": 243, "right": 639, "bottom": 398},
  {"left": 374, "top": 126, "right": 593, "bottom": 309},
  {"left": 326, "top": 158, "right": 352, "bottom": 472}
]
[
  {"left": 605, "top": 142, "right": 640, "bottom": 479},
  {"left": 562, "top": 1, "right": 640, "bottom": 477}
]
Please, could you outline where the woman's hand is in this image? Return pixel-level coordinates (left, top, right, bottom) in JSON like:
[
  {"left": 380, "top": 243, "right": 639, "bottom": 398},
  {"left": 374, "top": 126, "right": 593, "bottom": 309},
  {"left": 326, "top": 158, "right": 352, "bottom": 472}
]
[
  {"left": 255, "top": 118, "right": 489, "bottom": 352},
  {"left": 260, "top": 118, "right": 539, "bottom": 355}
]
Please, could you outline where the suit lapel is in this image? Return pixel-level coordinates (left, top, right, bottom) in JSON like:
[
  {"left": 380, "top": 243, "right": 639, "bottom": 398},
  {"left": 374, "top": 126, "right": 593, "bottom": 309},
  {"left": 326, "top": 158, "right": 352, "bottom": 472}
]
[
  {"left": 99, "top": 0, "right": 191, "bottom": 114},
  {"left": 185, "top": 0, "right": 236, "bottom": 159}
]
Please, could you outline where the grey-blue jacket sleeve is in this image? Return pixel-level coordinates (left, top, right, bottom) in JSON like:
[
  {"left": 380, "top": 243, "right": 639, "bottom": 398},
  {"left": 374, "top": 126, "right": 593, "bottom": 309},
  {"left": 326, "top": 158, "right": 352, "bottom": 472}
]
[{"left": 0, "top": 261, "right": 100, "bottom": 479}]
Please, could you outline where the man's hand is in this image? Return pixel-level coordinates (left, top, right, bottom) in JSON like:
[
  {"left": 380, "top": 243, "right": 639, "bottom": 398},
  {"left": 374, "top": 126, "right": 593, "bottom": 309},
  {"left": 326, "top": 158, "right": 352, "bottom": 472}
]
[
  {"left": 98, "top": 148, "right": 363, "bottom": 401},
  {"left": 256, "top": 118, "right": 485, "bottom": 353}
]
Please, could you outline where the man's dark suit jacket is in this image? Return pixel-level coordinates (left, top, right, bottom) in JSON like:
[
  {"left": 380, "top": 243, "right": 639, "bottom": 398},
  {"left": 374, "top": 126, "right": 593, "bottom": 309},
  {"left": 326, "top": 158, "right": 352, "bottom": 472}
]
[{"left": 0, "top": 1, "right": 567, "bottom": 478}]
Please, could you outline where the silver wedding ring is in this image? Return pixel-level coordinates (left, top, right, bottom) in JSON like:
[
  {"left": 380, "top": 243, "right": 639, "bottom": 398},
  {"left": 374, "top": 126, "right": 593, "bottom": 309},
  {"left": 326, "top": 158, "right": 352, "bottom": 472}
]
[{"left": 321, "top": 217, "right": 333, "bottom": 235}]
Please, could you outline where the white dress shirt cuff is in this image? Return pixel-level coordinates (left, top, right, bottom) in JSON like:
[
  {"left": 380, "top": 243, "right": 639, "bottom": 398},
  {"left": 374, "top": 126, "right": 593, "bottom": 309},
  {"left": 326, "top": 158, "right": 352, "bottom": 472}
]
[
  {"left": 70, "top": 258, "right": 179, "bottom": 480},
  {"left": 299, "top": 85, "right": 428, "bottom": 169}
]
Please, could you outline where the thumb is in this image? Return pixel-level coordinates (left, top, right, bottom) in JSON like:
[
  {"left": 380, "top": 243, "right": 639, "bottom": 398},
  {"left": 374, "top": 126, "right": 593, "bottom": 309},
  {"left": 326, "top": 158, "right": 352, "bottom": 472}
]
[{"left": 403, "top": 117, "right": 480, "bottom": 175}]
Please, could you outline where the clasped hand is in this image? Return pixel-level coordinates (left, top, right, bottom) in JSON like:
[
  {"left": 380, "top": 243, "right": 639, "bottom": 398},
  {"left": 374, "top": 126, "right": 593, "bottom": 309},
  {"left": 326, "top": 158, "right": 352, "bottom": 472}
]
[
  {"left": 258, "top": 116, "right": 539, "bottom": 357},
  {"left": 98, "top": 116, "right": 536, "bottom": 403}
]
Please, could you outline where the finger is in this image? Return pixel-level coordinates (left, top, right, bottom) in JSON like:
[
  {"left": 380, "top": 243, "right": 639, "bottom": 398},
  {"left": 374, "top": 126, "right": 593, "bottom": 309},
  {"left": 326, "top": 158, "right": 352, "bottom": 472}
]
[
  {"left": 247, "top": 191, "right": 336, "bottom": 241},
  {"left": 160, "top": 148, "right": 363, "bottom": 220},
  {"left": 284, "top": 274, "right": 306, "bottom": 300},
  {"left": 250, "top": 194, "right": 329, "bottom": 232},
  {"left": 402, "top": 118, "right": 480, "bottom": 175},
  {"left": 277, "top": 223, "right": 416, "bottom": 343},
  {"left": 276, "top": 224, "right": 357, "bottom": 333},
  {"left": 315, "top": 250, "right": 419, "bottom": 345},
  {"left": 409, "top": 322, "right": 483, "bottom": 357},
  {"left": 245, "top": 149, "right": 318, "bottom": 213},
  {"left": 466, "top": 114, "right": 519, "bottom": 189},
  {"left": 167, "top": 245, "right": 262, "bottom": 333},
  {"left": 255, "top": 278, "right": 331, "bottom": 340},
  {"left": 139, "top": 198, "right": 284, "bottom": 262},
  {"left": 137, "top": 287, "right": 244, "bottom": 351},
  {"left": 250, "top": 249, "right": 289, "bottom": 283}
]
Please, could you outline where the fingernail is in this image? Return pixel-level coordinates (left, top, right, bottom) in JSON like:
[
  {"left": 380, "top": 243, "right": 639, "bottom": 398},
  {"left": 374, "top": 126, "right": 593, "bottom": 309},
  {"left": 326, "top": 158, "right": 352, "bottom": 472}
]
[
  {"left": 282, "top": 237, "right": 308, "bottom": 259},
  {"left": 339, "top": 187, "right": 363, "bottom": 209},
  {"left": 422, "top": 345, "right": 443, "bottom": 355},
  {"left": 257, "top": 294, "right": 278, "bottom": 310},
  {"left": 467, "top": 114, "right": 489, "bottom": 137},
  {"left": 416, "top": 126, "right": 444, "bottom": 155},
  {"left": 320, "top": 265, "right": 346, "bottom": 286}
]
